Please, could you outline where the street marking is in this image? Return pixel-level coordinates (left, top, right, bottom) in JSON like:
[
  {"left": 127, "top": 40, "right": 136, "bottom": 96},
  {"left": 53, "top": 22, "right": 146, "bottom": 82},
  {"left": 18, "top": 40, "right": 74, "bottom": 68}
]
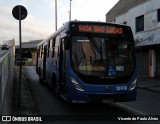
[{"left": 116, "top": 103, "right": 147, "bottom": 115}]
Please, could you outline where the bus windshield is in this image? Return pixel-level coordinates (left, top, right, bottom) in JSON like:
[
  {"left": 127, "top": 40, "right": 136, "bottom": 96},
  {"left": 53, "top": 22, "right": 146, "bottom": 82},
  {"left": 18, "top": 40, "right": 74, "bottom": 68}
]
[{"left": 71, "top": 35, "right": 135, "bottom": 77}]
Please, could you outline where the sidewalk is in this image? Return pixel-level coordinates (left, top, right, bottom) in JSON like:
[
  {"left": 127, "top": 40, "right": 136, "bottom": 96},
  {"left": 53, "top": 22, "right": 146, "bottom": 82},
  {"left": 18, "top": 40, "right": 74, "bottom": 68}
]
[
  {"left": 12, "top": 67, "right": 37, "bottom": 115},
  {"left": 137, "top": 77, "right": 160, "bottom": 93}
]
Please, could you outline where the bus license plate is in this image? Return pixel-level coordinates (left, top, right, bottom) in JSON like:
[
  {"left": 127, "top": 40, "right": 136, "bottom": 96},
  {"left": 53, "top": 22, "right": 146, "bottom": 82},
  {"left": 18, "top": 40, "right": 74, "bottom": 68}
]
[{"left": 102, "top": 99, "right": 114, "bottom": 104}]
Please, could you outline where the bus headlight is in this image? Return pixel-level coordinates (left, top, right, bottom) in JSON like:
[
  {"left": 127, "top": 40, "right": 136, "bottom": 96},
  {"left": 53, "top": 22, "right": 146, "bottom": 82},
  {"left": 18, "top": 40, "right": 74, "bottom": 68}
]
[
  {"left": 70, "top": 77, "right": 84, "bottom": 91},
  {"left": 129, "top": 77, "right": 137, "bottom": 90}
]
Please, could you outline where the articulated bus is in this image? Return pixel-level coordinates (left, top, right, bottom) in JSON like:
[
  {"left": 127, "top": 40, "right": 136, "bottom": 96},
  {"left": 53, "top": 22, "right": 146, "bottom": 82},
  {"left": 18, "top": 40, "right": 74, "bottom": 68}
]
[{"left": 36, "top": 21, "right": 137, "bottom": 103}]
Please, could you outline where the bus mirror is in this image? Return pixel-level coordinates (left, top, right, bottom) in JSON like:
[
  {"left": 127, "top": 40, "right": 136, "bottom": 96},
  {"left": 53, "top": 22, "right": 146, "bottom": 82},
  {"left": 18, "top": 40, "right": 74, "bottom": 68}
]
[{"left": 63, "top": 37, "right": 69, "bottom": 50}]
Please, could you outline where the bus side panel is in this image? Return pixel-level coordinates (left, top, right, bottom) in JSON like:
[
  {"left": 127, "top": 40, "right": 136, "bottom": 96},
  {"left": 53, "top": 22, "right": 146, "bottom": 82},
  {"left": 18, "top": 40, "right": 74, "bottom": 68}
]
[{"left": 45, "top": 57, "right": 58, "bottom": 87}]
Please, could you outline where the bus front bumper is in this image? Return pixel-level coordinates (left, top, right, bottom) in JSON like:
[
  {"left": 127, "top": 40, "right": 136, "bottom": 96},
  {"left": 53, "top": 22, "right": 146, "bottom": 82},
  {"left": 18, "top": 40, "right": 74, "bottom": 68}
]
[{"left": 66, "top": 88, "right": 137, "bottom": 103}]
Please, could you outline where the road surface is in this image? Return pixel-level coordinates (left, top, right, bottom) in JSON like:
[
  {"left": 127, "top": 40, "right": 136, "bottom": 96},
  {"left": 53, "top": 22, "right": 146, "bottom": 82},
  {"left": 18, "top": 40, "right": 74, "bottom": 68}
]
[{"left": 22, "top": 66, "right": 159, "bottom": 124}]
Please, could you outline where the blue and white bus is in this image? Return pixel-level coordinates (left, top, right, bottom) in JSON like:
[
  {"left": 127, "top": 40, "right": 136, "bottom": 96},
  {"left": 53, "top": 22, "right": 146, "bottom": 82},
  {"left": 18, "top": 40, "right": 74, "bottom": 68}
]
[{"left": 36, "top": 21, "right": 137, "bottom": 103}]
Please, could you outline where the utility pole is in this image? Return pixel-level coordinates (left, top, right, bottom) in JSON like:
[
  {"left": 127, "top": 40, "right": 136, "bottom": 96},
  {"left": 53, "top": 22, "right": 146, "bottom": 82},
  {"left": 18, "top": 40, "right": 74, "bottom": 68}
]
[
  {"left": 55, "top": 0, "right": 57, "bottom": 30},
  {"left": 69, "top": 0, "right": 72, "bottom": 21}
]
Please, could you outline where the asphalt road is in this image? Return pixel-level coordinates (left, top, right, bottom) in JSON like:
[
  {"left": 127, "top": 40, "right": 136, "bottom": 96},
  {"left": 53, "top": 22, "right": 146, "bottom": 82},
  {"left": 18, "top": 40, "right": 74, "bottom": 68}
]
[{"left": 22, "top": 66, "right": 159, "bottom": 124}]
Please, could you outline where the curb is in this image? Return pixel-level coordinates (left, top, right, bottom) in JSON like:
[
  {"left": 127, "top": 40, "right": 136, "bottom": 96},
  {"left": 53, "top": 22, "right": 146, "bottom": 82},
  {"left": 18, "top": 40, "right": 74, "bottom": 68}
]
[{"left": 137, "top": 86, "right": 160, "bottom": 94}]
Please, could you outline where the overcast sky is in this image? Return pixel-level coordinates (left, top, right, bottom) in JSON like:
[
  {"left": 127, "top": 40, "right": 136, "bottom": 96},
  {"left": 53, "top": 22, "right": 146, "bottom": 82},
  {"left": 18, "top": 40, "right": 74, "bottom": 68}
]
[{"left": 0, "top": 0, "right": 119, "bottom": 45}]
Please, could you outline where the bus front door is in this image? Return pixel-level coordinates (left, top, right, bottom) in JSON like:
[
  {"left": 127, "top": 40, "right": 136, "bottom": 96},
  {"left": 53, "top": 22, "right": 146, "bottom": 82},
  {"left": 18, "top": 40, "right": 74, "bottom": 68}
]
[{"left": 58, "top": 40, "right": 67, "bottom": 94}]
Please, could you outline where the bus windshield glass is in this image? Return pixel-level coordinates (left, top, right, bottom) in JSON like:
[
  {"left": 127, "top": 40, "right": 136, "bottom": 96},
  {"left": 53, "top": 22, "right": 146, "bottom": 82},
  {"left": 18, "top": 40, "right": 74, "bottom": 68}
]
[{"left": 71, "top": 35, "right": 135, "bottom": 76}]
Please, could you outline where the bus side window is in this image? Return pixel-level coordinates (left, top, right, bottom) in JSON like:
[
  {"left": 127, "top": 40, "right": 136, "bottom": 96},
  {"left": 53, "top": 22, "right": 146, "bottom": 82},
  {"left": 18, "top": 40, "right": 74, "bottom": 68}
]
[
  {"left": 49, "top": 38, "right": 54, "bottom": 58},
  {"left": 52, "top": 38, "right": 55, "bottom": 57},
  {"left": 40, "top": 45, "right": 43, "bottom": 58},
  {"left": 54, "top": 35, "right": 60, "bottom": 58},
  {"left": 41, "top": 45, "right": 44, "bottom": 58},
  {"left": 39, "top": 46, "right": 41, "bottom": 58},
  {"left": 38, "top": 47, "right": 40, "bottom": 57},
  {"left": 47, "top": 41, "right": 50, "bottom": 58}
]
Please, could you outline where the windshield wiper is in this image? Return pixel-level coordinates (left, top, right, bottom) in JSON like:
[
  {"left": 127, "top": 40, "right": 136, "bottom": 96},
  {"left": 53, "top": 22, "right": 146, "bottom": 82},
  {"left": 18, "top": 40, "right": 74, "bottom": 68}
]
[
  {"left": 88, "top": 36, "right": 102, "bottom": 54},
  {"left": 88, "top": 36, "right": 103, "bottom": 61}
]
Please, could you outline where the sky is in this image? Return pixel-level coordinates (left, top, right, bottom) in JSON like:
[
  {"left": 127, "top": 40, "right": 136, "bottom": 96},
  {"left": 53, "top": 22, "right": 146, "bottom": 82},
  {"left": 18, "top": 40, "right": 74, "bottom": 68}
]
[{"left": 0, "top": 0, "right": 119, "bottom": 45}]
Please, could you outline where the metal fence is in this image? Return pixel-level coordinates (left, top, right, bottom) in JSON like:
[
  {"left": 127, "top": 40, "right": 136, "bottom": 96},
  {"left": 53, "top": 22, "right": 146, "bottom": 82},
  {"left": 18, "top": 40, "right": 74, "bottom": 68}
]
[{"left": 0, "top": 47, "right": 14, "bottom": 115}]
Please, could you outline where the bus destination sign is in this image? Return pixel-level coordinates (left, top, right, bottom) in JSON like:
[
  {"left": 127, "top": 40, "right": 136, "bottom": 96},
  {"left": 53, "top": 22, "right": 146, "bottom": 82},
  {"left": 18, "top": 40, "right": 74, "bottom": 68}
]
[{"left": 72, "top": 24, "right": 124, "bottom": 34}]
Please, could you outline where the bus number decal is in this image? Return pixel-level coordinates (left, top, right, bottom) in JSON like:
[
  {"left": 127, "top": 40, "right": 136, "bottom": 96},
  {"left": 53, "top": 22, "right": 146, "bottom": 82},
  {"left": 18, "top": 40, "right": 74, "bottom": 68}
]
[{"left": 116, "top": 86, "right": 128, "bottom": 91}]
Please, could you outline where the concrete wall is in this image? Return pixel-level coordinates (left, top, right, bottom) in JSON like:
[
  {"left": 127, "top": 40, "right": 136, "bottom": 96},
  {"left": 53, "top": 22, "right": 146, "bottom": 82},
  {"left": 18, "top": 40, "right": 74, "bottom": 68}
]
[
  {"left": 114, "top": 0, "right": 160, "bottom": 46},
  {"left": 31, "top": 50, "right": 37, "bottom": 65},
  {"left": 0, "top": 47, "right": 14, "bottom": 115}
]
